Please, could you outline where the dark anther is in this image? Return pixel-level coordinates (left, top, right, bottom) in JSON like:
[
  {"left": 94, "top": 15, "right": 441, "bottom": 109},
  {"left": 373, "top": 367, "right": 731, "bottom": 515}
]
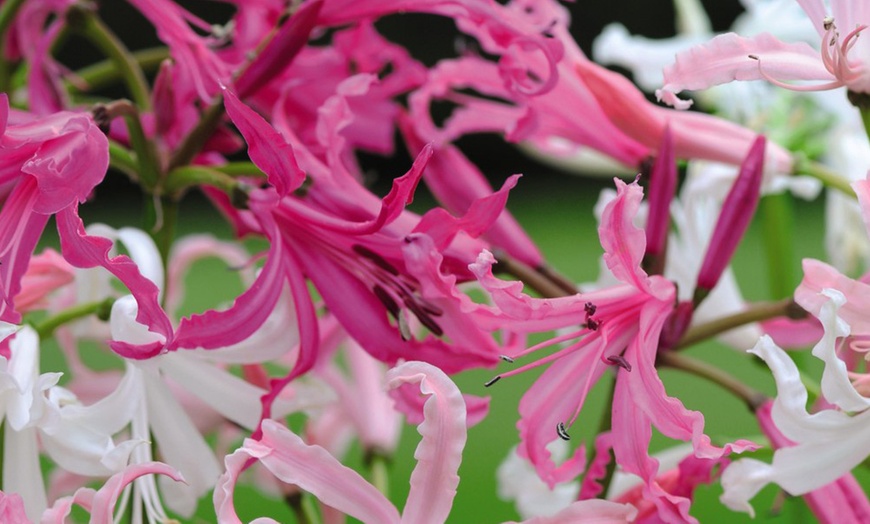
[
  {"left": 402, "top": 296, "right": 444, "bottom": 337},
  {"left": 556, "top": 422, "right": 571, "bottom": 441},
  {"left": 91, "top": 104, "right": 112, "bottom": 134},
  {"left": 499, "top": 355, "right": 515, "bottom": 363},
  {"left": 606, "top": 355, "right": 632, "bottom": 372},
  {"left": 586, "top": 318, "right": 600, "bottom": 331},
  {"left": 373, "top": 285, "right": 400, "bottom": 319},
  {"left": 584, "top": 302, "right": 596, "bottom": 317},
  {"left": 352, "top": 244, "right": 399, "bottom": 275},
  {"left": 484, "top": 376, "right": 501, "bottom": 387}
]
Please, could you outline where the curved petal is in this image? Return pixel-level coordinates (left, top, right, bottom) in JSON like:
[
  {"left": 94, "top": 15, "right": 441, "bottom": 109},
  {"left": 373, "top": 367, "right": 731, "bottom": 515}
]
[
  {"left": 386, "top": 361, "right": 466, "bottom": 524},
  {"left": 658, "top": 32, "right": 834, "bottom": 107},
  {"left": 215, "top": 420, "right": 400, "bottom": 524},
  {"left": 511, "top": 499, "right": 637, "bottom": 524}
]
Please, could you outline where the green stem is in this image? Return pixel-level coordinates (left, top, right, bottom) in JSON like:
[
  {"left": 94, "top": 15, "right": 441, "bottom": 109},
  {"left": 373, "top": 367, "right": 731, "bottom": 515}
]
[
  {"left": 123, "top": 109, "right": 162, "bottom": 191},
  {"left": 366, "top": 452, "right": 391, "bottom": 496},
  {"left": 214, "top": 162, "right": 268, "bottom": 178},
  {"left": 163, "top": 165, "right": 240, "bottom": 195},
  {"left": 494, "top": 252, "right": 569, "bottom": 299},
  {"left": 676, "top": 298, "right": 804, "bottom": 350},
  {"left": 759, "top": 193, "right": 797, "bottom": 300},
  {"left": 151, "top": 197, "right": 178, "bottom": 281},
  {"left": 32, "top": 297, "right": 115, "bottom": 339},
  {"left": 795, "top": 157, "right": 856, "bottom": 198},
  {"left": 70, "top": 47, "right": 169, "bottom": 94},
  {"left": 659, "top": 352, "right": 768, "bottom": 410},
  {"left": 67, "top": 3, "right": 152, "bottom": 110},
  {"left": 859, "top": 106, "right": 870, "bottom": 143},
  {"left": 108, "top": 140, "right": 139, "bottom": 180},
  {"left": 168, "top": 98, "right": 225, "bottom": 171}
]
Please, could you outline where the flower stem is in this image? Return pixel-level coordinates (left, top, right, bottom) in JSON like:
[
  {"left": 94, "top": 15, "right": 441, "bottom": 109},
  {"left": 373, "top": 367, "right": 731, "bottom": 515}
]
[
  {"left": 794, "top": 156, "right": 856, "bottom": 197},
  {"left": 658, "top": 352, "right": 767, "bottom": 410},
  {"left": 66, "top": 2, "right": 152, "bottom": 110},
  {"left": 168, "top": 97, "right": 225, "bottom": 171},
  {"left": 365, "top": 451, "right": 391, "bottom": 496},
  {"left": 759, "top": 193, "right": 798, "bottom": 300},
  {"left": 675, "top": 297, "right": 805, "bottom": 349},
  {"left": 494, "top": 252, "right": 574, "bottom": 299},
  {"left": 163, "top": 165, "right": 241, "bottom": 195},
  {"left": 32, "top": 297, "right": 115, "bottom": 339},
  {"left": 70, "top": 47, "right": 168, "bottom": 95}
]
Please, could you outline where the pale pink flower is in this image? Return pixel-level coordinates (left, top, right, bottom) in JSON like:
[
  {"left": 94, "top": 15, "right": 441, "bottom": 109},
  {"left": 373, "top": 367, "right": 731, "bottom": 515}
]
[
  {"left": 469, "top": 178, "right": 755, "bottom": 520},
  {"left": 215, "top": 361, "right": 637, "bottom": 524},
  {"left": 0, "top": 462, "right": 183, "bottom": 524},
  {"left": 658, "top": 1, "right": 870, "bottom": 105}
]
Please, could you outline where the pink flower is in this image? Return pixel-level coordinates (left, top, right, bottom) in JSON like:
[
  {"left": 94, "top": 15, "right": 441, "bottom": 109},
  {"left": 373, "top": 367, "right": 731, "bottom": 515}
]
[
  {"left": 0, "top": 96, "right": 108, "bottom": 325},
  {"left": 215, "top": 361, "right": 637, "bottom": 524},
  {"left": 469, "top": 177, "right": 755, "bottom": 520},
  {"left": 658, "top": 1, "right": 870, "bottom": 105}
]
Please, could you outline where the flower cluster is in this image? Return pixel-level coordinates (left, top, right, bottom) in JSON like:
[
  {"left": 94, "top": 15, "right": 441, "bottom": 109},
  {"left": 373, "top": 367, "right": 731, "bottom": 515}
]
[{"left": 1, "top": 0, "right": 869, "bottom": 522}]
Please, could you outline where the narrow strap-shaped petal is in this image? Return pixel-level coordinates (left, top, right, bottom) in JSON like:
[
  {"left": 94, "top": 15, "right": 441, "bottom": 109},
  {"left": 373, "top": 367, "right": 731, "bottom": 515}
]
[
  {"left": 509, "top": 499, "right": 637, "bottom": 524},
  {"left": 600, "top": 178, "right": 650, "bottom": 293},
  {"left": 658, "top": 32, "right": 833, "bottom": 107},
  {"left": 386, "top": 361, "right": 466, "bottom": 524},
  {"left": 215, "top": 420, "right": 400, "bottom": 524},
  {"left": 234, "top": 0, "right": 323, "bottom": 98},
  {"left": 223, "top": 89, "right": 306, "bottom": 198},
  {"left": 87, "top": 462, "right": 184, "bottom": 524}
]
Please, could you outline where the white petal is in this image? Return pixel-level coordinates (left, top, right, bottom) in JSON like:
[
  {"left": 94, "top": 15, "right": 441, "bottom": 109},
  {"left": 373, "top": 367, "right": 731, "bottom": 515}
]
[
  {"left": 3, "top": 425, "right": 46, "bottom": 522},
  {"left": 110, "top": 295, "right": 166, "bottom": 346},
  {"left": 144, "top": 370, "right": 221, "bottom": 517},
  {"left": 813, "top": 289, "right": 870, "bottom": 412},
  {"left": 159, "top": 353, "right": 264, "bottom": 429}
]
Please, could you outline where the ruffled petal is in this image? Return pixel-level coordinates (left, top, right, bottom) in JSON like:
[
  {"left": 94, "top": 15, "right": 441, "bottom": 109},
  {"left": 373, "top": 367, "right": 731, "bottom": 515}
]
[{"left": 386, "top": 361, "right": 466, "bottom": 524}]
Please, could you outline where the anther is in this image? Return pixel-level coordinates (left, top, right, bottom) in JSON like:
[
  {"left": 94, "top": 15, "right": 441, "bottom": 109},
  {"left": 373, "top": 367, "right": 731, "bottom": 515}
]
[
  {"left": 499, "top": 355, "right": 515, "bottom": 363},
  {"left": 606, "top": 355, "right": 632, "bottom": 371},
  {"left": 587, "top": 318, "right": 600, "bottom": 331},
  {"left": 556, "top": 422, "right": 570, "bottom": 441},
  {"left": 352, "top": 244, "right": 400, "bottom": 275},
  {"left": 484, "top": 376, "right": 501, "bottom": 387},
  {"left": 823, "top": 16, "right": 835, "bottom": 31},
  {"left": 748, "top": 54, "right": 759, "bottom": 60},
  {"left": 373, "top": 285, "right": 400, "bottom": 319}
]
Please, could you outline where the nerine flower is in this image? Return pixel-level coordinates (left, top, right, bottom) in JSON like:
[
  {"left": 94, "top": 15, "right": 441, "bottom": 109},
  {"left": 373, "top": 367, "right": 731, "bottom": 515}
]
[
  {"left": 658, "top": 0, "right": 870, "bottom": 106},
  {"left": 721, "top": 291, "right": 870, "bottom": 518},
  {"left": 470, "top": 178, "right": 755, "bottom": 521},
  {"left": 0, "top": 95, "right": 108, "bottom": 325},
  {"left": 214, "top": 361, "right": 637, "bottom": 524}
]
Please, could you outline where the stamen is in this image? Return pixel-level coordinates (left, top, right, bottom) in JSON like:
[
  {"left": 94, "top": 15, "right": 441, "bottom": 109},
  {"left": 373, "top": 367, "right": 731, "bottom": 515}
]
[
  {"left": 484, "top": 375, "right": 502, "bottom": 387},
  {"left": 402, "top": 296, "right": 444, "bottom": 336},
  {"left": 373, "top": 285, "right": 400, "bottom": 319},
  {"left": 352, "top": 244, "right": 400, "bottom": 275},
  {"left": 606, "top": 354, "right": 632, "bottom": 371},
  {"left": 587, "top": 318, "right": 601, "bottom": 331},
  {"left": 584, "top": 301, "right": 597, "bottom": 316},
  {"left": 556, "top": 422, "right": 571, "bottom": 441},
  {"left": 823, "top": 16, "right": 834, "bottom": 31},
  {"left": 499, "top": 354, "right": 515, "bottom": 363}
]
